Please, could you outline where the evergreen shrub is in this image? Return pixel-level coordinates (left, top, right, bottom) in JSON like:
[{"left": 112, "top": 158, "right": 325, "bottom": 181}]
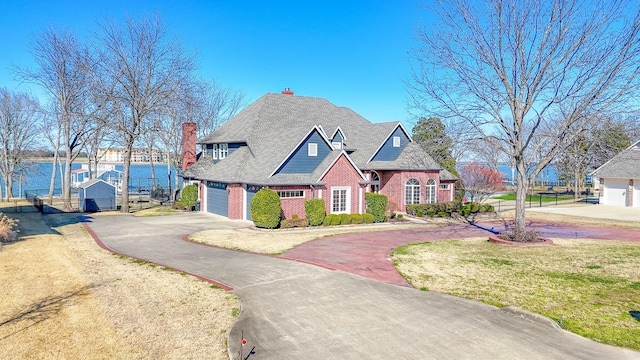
[
  {"left": 250, "top": 188, "right": 282, "bottom": 229},
  {"left": 366, "top": 193, "right": 388, "bottom": 223},
  {"left": 304, "top": 198, "right": 326, "bottom": 226}
]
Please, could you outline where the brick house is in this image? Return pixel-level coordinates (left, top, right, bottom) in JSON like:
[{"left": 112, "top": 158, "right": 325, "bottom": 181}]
[{"left": 182, "top": 90, "right": 457, "bottom": 221}]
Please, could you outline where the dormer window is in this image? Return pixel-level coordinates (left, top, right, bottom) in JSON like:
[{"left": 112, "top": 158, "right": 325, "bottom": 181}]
[
  {"left": 308, "top": 143, "right": 318, "bottom": 157},
  {"left": 332, "top": 141, "right": 342, "bottom": 149},
  {"left": 393, "top": 136, "right": 401, "bottom": 147},
  {"left": 219, "top": 143, "right": 228, "bottom": 159}
]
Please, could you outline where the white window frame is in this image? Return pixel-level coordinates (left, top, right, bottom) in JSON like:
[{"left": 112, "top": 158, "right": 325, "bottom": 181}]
[
  {"left": 212, "top": 144, "right": 219, "bottom": 160},
  {"left": 439, "top": 184, "right": 450, "bottom": 190},
  {"left": 426, "top": 179, "right": 437, "bottom": 204},
  {"left": 332, "top": 141, "right": 342, "bottom": 149},
  {"left": 277, "top": 190, "right": 305, "bottom": 198},
  {"left": 308, "top": 143, "right": 318, "bottom": 157},
  {"left": 393, "top": 136, "right": 401, "bottom": 148},
  {"left": 218, "top": 143, "right": 228, "bottom": 159},
  {"left": 405, "top": 179, "right": 420, "bottom": 205},
  {"left": 331, "top": 186, "right": 351, "bottom": 214}
]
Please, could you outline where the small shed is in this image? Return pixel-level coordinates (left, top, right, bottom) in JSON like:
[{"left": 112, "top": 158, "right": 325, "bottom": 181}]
[{"left": 78, "top": 179, "right": 117, "bottom": 212}]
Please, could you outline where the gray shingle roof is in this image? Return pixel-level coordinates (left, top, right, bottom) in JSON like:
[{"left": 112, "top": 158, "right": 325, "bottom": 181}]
[
  {"left": 591, "top": 140, "right": 640, "bottom": 179},
  {"left": 184, "top": 93, "right": 453, "bottom": 184}
]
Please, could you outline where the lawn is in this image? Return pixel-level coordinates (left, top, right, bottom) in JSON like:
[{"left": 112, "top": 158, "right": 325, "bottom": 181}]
[
  {"left": 492, "top": 193, "right": 575, "bottom": 202},
  {"left": 391, "top": 238, "right": 640, "bottom": 350}
]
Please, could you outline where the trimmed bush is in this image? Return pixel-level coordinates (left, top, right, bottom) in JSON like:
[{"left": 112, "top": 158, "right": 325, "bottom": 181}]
[
  {"left": 250, "top": 188, "right": 282, "bottom": 229},
  {"left": 366, "top": 193, "right": 388, "bottom": 223},
  {"left": 362, "top": 213, "right": 374, "bottom": 224},
  {"left": 437, "top": 211, "right": 451, "bottom": 217},
  {"left": 426, "top": 209, "right": 436, "bottom": 217},
  {"left": 305, "top": 198, "right": 326, "bottom": 226},
  {"left": 483, "top": 204, "right": 495, "bottom": 213},
  {"left": 180, "top": 184, "right": 198, "bottom": 210},
  {"left": 281, "top": 218, "right": 309, "bottom": 228},
  {"left": 406, "top": 201, "right": 461, "bottom": 216},
  {"left": 351, "top": 214, "right": 363, "bottom": 224},
  {"left": 323, "top": 214, "right": 341, "bottom": 226},
  {"left": 415, "top": 209, "right": 424, "bottom": 217},
  {"left": 396, "top": 213, "right": 403, "bottom": 219},
  {"left": 339, "top": 213, "right": 351, "bottom": 225}
]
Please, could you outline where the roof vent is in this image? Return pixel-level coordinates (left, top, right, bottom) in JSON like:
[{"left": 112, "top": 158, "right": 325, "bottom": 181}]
[{"left": 281, "top": 88, "right": 294, "bottom": 95}]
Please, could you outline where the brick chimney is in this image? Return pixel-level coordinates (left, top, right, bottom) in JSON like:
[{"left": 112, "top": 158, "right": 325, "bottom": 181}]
[
  {"left": 281, "top": 88, "right": 294, "bottom": 95},
  {"left": 182, "top": 122, "right": 197, "bottom": 173}
]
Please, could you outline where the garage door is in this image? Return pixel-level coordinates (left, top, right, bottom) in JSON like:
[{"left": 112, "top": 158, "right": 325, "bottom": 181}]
[
  {"left": 603, "top": 179, "right": 628, "bottom": 206},
  {"left": 634, "top": 180, "right": 640, "bottom": 208},
  {"left": 206, "top": 182, "right": 228, "bottom": 216},
  {"left": 245, "top": 185, "right": 260, "bottom": 221}
]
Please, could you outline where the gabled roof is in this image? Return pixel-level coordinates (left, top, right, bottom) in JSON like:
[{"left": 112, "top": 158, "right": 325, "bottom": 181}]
[
  {"left": 591, "top": 140, "right": 640, "bottom": 179},
  {"left": 184, "top": 93, "right": 450, "bottom": 184},
  {"left": 78, "top": 179, "right": 114, "bottom": 189}
]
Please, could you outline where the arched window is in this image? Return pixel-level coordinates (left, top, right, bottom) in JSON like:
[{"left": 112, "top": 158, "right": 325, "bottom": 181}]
[
  {"left": 370, "top": 171, "right": 380, "bottom": 194},
  {"left": 426, "top": 179, "right": 437, "bottom": 204},
  {"left": 405, "top": 179, "right": 420, "bottom": 205}
]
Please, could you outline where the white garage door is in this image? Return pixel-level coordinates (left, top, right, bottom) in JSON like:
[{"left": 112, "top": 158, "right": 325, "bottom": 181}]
[
  {"left": 603, "top": 179, "right": 628, "bottom": 206},
  {"left": 634, "top": 180, "right": 640, "bottom": 208}
]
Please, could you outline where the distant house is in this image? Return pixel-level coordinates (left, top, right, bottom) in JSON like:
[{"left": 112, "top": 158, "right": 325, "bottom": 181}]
[
  {"left": 591, "top": 140, "right": 640, "bottom": 207},
  {"left": 78, "top": 179, "right": 117, "bottom": 212},
  {"left": 98, "top": 148, "right": 164, "bottom": 163},
  {"left": 182, "top": 90, "right": 457, "bottom": 220}
]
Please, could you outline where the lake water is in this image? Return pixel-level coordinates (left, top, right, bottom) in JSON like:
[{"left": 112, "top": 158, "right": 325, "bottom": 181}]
[{"left": 1, "top": 162, "right": 179, "bottom": 198}]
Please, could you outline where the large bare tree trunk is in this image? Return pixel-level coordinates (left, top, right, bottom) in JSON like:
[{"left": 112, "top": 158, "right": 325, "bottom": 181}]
[
  {"left": 514, "top": 161, "right": 529, "bottom": 235},
  {"left": 47, "top": 150, "right": 59, "bottom": 204},
  {"left": 121, "top": 145, "right": 132, "bottom": 213}
]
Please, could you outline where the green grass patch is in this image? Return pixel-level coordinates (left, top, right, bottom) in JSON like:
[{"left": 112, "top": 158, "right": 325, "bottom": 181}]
[{"left": 391, "top": 238, "right": 640, "bottom": 350}]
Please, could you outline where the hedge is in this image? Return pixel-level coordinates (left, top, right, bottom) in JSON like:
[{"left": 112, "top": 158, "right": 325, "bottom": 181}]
[
  {"left": 281, "top": 218, "right": 309, "bottom": 228},
  {"left": 406, "top": 201, "right": 461, "bottom": 215}
]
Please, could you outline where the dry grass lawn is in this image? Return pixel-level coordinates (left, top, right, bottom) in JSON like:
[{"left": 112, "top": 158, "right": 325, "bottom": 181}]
[
  {"left": 189, "top": 222, "right": 430, "bottom": 255},
  {"left": 392, "top": 237, "right": 640, "bottom": 350},
  {"left": 0, "top": 210, "right": 239, "bottom": 360}
]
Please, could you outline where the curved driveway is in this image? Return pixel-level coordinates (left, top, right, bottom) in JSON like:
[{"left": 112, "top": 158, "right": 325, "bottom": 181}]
[{"left": 85, "top": 213, "right": 639, "bottom": 360}]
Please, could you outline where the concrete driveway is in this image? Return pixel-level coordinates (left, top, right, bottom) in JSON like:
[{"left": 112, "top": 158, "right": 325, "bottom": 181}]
[{"left": 85, "top": 213, "right": 640, "bottom": 360}]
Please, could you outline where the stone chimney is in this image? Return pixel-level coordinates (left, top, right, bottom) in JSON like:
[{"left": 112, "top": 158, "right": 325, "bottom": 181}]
[
  {"left": 281, "top": 88, "right": 294, "bottom": 95},
  {"left": 182, "top": 122, "right": 197, "bottom": 173}
]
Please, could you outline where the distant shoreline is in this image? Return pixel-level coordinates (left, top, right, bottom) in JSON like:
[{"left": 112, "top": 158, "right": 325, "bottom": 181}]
[{"left": 25, "top": 158, "right": 170, "bottom": 166}]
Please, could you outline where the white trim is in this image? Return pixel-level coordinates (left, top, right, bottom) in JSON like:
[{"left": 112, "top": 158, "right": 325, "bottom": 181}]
[
  {"left": 308, "top": 143, "right": 318, "bottom": 157},
  {"left": 358, "top": 187, "right": 363, "bottom": 214},
  {"left": 269, "top": 125, "right": 334, "bottom": 177},
  {"left": 201, "top": 181, "right": 208, "bottom": 212},
  {"left": 331, "top": 186, "right": 351, "bottom": 214},
  {"left": 318, "top": 189, "right": 322, "bottom": 199},
  {"left": 366, "top": 122, "right": 413, "bottom": 163},
  {"left": 330, "top": 125, "right": 346, "bottom": 141},
  {"left": 392, "top": 136, "right": 400, "bottom": 147},
  {"left": 242, "top": 185, "right": 247, "bottom": 220}
]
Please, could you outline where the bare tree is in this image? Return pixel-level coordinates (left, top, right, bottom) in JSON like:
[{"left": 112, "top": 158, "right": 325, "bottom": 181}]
[
  {"left": 92, "top": 14, "right": 196, "bottom": 212},
  {"left": 558, "top": 118, "right": 631, "bottom": 198},
  {"left": 0, "top": 89, "right": 40, "bottom": 200},
  {"left": 409, "top": 0, "right": 640, "bottom": 238},
  {"left": 40, "top": 101, "right": 63, "bottom": 204},
  {"left": 17, "top": 27, "right": 93, "bottom": 209}
]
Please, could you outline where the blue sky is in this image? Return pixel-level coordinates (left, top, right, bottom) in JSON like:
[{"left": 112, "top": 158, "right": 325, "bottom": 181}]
[{"left": 0, "top": 1, "right": 429, "bottom": 127}]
